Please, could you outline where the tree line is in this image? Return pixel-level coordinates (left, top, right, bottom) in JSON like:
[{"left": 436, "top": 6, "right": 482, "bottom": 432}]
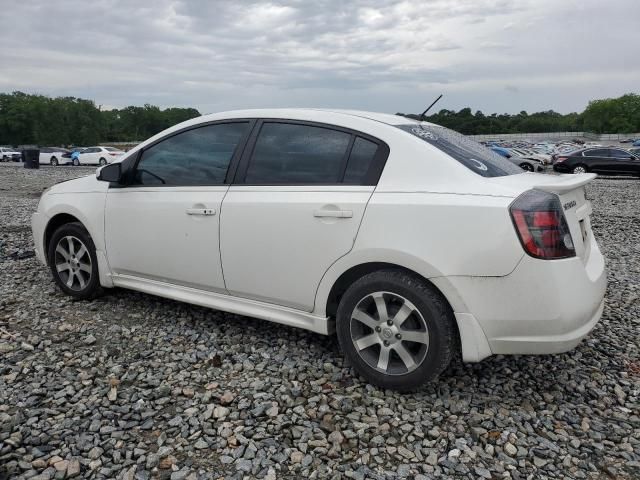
[
  {"left": 399, "top": 93, "right": 639, "bottom": 135},
  {"left": 0, "top": 91, "right": 638, "bottom": 146},
  {"left": 0, "top": 92, "right": 200, "bottom": 146}
]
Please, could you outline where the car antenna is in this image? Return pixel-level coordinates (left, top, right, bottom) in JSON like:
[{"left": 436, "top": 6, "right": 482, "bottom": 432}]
[{"left": 420, "top": 94, "right": 443, "bottom": 121}]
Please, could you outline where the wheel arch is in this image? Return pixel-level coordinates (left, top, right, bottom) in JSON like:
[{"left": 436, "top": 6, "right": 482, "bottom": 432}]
[
  {"left": 317, "top": 256, "right": 492, "bottom": 363},
  {"left": 44, "top": 213, "right": 83, "bottom": 259}
]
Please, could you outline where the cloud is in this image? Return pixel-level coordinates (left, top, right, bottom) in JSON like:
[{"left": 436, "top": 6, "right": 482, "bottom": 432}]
[{"left": 0, "top": 0, "right": 637, "bottom": 114}]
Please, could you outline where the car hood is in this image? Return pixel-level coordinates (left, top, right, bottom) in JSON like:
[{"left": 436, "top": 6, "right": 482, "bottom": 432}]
[{"left": 48, "top": 174, "right": 109, "bottom": 194}]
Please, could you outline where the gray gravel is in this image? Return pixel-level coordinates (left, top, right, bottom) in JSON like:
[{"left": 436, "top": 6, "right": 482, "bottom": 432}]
[{"left": 1, "top": 163, "right": 638, "bottom": 479}]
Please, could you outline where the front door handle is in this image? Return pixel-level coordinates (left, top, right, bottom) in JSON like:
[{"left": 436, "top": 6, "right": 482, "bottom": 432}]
[
  {"left": 313, "top": 209, "right": 353, "bottom": 218},
  {"left": 186, "top": 208, "right": 216, "bottom": 216}
]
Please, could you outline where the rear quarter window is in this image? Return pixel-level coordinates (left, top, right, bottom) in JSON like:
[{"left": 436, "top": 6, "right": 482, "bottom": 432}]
[{"left": 396, "top": 124, "right": 523, "bottom": 177}]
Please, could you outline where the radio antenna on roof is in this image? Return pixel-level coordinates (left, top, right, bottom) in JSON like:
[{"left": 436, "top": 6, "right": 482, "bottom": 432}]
[{"left": 420, "top": 94, "right": 443, "bottom": 121}]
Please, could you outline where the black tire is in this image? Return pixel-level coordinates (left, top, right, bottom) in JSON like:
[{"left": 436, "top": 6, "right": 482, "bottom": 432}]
[
  {"left": 98, "top": 157, "right": 107, "bottom": 166},
  {"left": 72, "top": 158, "right": 80, "bottom": 166},
  {"left": 50, "top": 156, "right": 58, "bottom": 166},
  {"left": 572, "top": 164, "right": 588, "bottom": 174},
  {"left": 47, "top": 222, "right": 102, "bottom": 300},
  {"left": 2, "top": 155, "right": 6, "bottom": 162},
  {"left": 519, "top": 162, "right": 534, "bottom": 172},
  {"left": 336, "top": 270, "right": 457, "bottom": 392}
]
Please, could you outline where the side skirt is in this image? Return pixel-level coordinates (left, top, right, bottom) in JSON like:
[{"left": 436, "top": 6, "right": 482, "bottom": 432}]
[{"left": 111, "top": 274, "right": 331, "bottom": 335}]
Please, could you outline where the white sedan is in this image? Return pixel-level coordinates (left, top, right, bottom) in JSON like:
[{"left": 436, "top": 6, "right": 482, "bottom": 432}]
[
  {"left": 0, "top": 147, "right": 21, "bottom": 161},
  {"left": 31, "top": 109, "right": 606, "bottom": 391},
  {"left": 39, "top": 147, "right": 70, "bottom": 166},
  {"left": 73, "top": 146, "right": 125, "bottom": 166}
]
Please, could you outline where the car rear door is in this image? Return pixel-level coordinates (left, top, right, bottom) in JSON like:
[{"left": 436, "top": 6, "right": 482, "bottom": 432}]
[
  {"left": 581, "top": 148, "right": 610, "bottom": 173},
  {"left": 104, "top": 121, "right": 252, "bottom": 292},
  {"left": 219, "top": 120, "right": 388, "bottom": 312}
]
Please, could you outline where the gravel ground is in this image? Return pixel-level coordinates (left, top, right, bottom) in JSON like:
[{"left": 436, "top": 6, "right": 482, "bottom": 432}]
[{"left": 0, "top": 163, "right": 638, "bottom": 480}]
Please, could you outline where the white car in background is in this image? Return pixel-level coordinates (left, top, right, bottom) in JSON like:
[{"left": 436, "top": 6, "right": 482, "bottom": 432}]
[
  {"left": 1, "top": 146, "right": 21, "bottom": 162},
  {"left": 74, "top": 146, "right": 125, "bottom": 166},
  {"left": 39, "top": 147, "right": 70, "bottom": 166},
  {"left": 508, "top": 147, "right": 551, "bottom": 165},
  {"left": 31, "top": 109, "right": 606, "bottom": 391}
]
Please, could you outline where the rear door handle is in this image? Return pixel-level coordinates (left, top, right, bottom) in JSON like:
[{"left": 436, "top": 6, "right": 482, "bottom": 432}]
[
  {"left": 186, "top": 208, "right": 216, "bottom": 216},
  {"left": 313, "top": 209, "right": 353, "bottom": 218}
]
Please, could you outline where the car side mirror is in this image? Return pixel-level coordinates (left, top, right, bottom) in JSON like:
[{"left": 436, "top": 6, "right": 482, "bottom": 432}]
[{"left": 97, "top": 163, "right": 122, "bottom": 183}]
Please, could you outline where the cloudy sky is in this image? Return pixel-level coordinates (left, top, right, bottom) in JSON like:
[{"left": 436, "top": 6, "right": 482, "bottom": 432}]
[{"left": 1, "top": 0, "right": 638, "bottom": 115}]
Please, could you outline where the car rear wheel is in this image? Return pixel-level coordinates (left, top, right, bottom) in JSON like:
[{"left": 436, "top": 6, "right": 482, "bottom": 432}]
[
  {"left": 72, "top": 158, "right": 80, "bottom": 166},
  {"left": 50, "top": 156, "right": 58, "bottom": 166},
  {"left": 336, "top": 270, "right": 456, "bottom": 391},
  {"left": 98, "top": 157, "right": 107, "bottom": 166},
  {"left": 47, "top": 222, "right": 102, "bottom": 300},
  {"left": 572, "top": 165, "right": 588, "bottom": 174}
]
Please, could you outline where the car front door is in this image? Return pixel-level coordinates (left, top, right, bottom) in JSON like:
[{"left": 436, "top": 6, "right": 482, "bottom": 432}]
[
  {"left": 79, "top": 147, "right": 98, "bottom": 165},
  {"left": 608, "top": 148, "right": 640, "bottom": 174},
  {"left": 220, "top": 120, "right": 388, "bottom": 311},
  {"left": 104, "top": 121, "right": 252, "bottom": 292}
]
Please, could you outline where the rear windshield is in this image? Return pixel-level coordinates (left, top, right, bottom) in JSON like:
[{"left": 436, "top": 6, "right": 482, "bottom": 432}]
[
  {"left": 105, "top": 147, "right": 120, "bottom": 152},
  {"left": 396, "top": 124, "right": 523, "bottom": 177}
]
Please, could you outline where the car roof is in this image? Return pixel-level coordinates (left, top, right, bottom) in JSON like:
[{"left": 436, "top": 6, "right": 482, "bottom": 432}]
[{"left": 199, "top": 108, "right": 426, "bottom": 127}]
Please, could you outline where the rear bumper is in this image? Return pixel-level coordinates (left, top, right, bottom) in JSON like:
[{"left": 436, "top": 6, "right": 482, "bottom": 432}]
[{"left": 448, "top": 233, "right": 606, "bottom": 359}]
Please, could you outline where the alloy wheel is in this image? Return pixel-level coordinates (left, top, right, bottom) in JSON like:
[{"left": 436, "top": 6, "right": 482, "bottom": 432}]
[
  {"left": 349, "top": 291, "right": 430, "bottom": 375},
  {"left": 54, "top": 236, "right": 92, "bottom": 291},
  {"left": 573, "top": 166, "right": 587, "bottom": 174}
]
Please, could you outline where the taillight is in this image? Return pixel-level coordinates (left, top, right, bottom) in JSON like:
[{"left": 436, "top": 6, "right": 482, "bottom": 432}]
[
  {"left": 555, "top": 156, "right": 567, "bottom": 163},
  {"left": 510, "top": 190, "right": 575, "bottom": 259}
]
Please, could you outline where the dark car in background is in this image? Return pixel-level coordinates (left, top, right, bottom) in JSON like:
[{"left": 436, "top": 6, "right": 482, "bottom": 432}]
[{"left": 553, "top": 147, "right": 640, "bottom": 176}]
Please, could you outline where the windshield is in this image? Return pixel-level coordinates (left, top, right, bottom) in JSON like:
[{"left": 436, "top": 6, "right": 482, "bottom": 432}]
[{"left": 396, "top": 124, "right": 523, "bottom": 177}]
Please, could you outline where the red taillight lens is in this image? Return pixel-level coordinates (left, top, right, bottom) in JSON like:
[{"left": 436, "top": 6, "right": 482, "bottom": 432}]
[
  {"left": 555, "top": 156, "right": 567, "bottom": 163},
  {"left": 510, "top": 190, "right": 575, "bottom": 259}
]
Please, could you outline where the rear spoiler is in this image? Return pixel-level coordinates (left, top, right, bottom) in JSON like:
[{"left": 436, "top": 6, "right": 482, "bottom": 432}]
[{"left": 534, "top": 173, "right": 597, "bottom": 194}]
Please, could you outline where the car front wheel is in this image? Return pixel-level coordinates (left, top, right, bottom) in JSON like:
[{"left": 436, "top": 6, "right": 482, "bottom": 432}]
[
  {"left": 98, "top": 157, "right": 107, "bottom": 166},
  {"left": 72, "top": 158, "right": 80, "bottom": 166},
  {"left": 47, "top": 222, "right": 102, "bottom": 300},
  {"left": 336, "top": 270, "right": 456, "bottom": 391},
  {"left": 519, "top": 162, "right": 534, "bottom": 172}
]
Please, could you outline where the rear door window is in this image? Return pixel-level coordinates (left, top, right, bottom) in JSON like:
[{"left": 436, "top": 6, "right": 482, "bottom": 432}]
[
  {"left": 343, "top": 137, "right": 380, "bottom": 185},
  {"left": 396, "top": 124, "right": 522, "bottom": 177},
  {"left": 245, "top": 122, "right": 351, "bottom": 184},
  {"left": 583, "top": 149, "right": 607, "bottom": 157}
]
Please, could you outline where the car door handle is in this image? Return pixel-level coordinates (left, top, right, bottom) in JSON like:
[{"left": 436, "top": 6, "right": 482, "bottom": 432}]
[
  {"left": 313, "top": 209, "right": 353, "bottom": 218},
  {"left": 186, "top": 208, "right": 216, "bottom": 216}
]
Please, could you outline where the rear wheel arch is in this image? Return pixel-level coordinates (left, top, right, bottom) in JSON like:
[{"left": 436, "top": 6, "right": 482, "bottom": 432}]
[{"left": 325, "top": 262, "right": 460, "bottom": 338}]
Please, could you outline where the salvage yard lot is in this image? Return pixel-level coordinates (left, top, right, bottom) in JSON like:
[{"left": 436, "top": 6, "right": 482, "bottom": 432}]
[{"left": 0, "top": 163, "right": 638, "bottom": 479}]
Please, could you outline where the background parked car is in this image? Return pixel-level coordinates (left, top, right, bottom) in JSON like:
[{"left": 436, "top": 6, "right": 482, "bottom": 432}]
[
  {"left": 489, "top": 146, "right": 543, "bottom": 172},
  {"left": 506, "top": 156, "right": 544, "bottom": 172},
  {"left": 629, "top": 147, "right": 640, "bottom": 157},
  {"left": 553, "top": 147, "right": 640, "bottom": 176},
  {"left": 39, "top": 147, "right": 70, "bottom": 166},
  {"left": 72, "top": 146, "right": 125, "bottom": 165},
  {"left": 0, "top": 146, "right": 21, "bottom": 162}
]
